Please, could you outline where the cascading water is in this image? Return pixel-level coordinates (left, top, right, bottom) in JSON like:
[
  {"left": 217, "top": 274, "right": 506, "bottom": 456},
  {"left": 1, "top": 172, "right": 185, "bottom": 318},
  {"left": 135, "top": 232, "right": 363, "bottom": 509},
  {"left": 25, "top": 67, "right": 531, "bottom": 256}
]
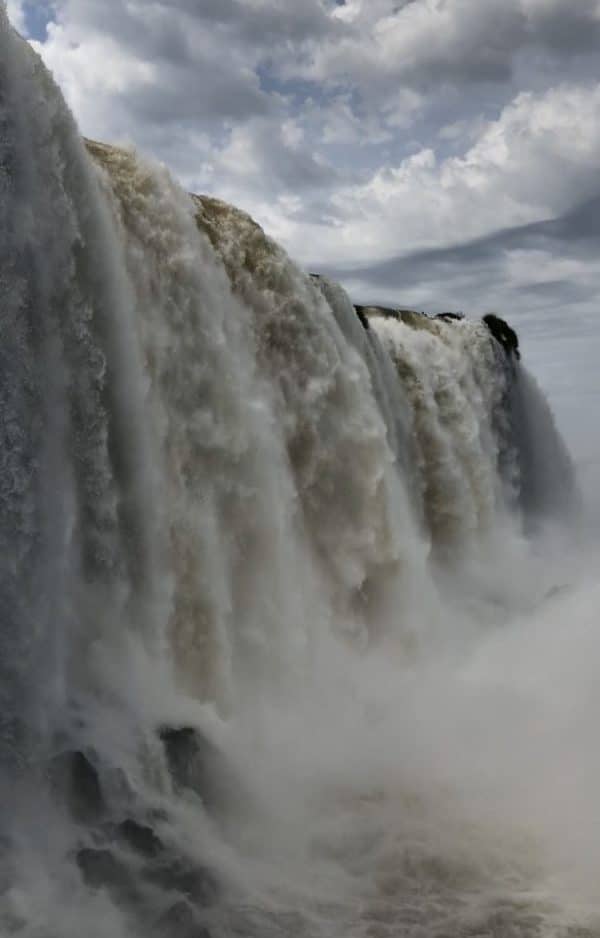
[{"left": 1, "top": 11, "right": 596, "bottom": 938}]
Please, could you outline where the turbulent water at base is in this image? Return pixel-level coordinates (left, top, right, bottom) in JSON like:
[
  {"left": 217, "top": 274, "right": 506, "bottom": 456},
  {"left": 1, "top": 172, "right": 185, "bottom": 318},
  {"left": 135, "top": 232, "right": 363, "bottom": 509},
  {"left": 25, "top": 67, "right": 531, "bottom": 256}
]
[{"left": 1, "top": 13, "right": 597, "bottom": 938}]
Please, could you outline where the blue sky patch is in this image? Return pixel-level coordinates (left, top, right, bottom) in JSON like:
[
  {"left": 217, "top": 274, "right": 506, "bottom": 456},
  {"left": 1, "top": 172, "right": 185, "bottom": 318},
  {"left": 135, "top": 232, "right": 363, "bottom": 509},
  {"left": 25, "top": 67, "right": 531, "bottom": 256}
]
[{"left": 23, "top": 0, "right": 53, "bottom": 40}]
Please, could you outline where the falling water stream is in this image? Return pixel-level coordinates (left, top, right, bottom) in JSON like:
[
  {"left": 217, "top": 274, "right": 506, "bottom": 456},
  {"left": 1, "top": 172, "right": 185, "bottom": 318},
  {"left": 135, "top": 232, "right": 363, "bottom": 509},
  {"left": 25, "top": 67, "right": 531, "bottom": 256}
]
[{"left": 0, "top": 12, "right": 596, "bottom": 938}]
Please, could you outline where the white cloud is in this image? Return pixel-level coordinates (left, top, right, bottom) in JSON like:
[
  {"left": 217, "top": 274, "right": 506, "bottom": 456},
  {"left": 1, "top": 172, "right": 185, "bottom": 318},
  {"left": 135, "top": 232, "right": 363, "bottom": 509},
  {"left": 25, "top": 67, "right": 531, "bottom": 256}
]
[
  {"left": 504, "top": 250, "right": 591, "bottom": 288},
  {"left": 20, "top": 0, "right": 600, "bottom": 322},
  {"left": 6, "top": 0, "right": 25, "bottom": 32},
  {"left": 265, "top": 83, "right": 600, "bottom": 268},
  {"left": 32, "top": 4, "right": 273, "bottom": 143}
]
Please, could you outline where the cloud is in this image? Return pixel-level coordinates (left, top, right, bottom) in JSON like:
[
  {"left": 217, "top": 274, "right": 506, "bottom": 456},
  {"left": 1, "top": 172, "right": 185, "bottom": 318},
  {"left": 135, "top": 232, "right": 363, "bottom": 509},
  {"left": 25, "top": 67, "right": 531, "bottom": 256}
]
[
  {"left": 300, "top": 0, "right": 600, "bottom": 96},
  {"left": 31, "top": 0, "right": 276, "bottom": 140},
  {"left": 258, "top": 83, "right": 600, "bottom": 270},
  {"left": 6, "top": 0, "right": 600, "bottom": 327},
  {"left": 523, "top": 0, "right": 600, "bottom": 54},
  {"left": 304, "top": 0, "right": 525, "bottom": 91},
  {"left": 217, "top": 117, "right": 339, "bottom": 192},
  {"left": 327, "top": 192, "right": 600, "bottom": 311},
  {"left": 6, "top": 0, "right": 25, "bottom": 32}
]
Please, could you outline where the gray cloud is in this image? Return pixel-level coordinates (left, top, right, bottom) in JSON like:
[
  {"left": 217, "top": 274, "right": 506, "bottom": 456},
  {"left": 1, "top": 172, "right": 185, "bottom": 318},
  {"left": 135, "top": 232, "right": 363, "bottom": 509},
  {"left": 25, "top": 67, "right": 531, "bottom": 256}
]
[
  {"left": 126, "top": 63, "right": 270, "bottom": 124},
  {"left": 525, "top": 0, "right": 600, "bottom": 54},
  {"left": 11, "top": 0, "right": 600, "bottom": 326},
  {"left": 302, "top": 0, "right": 600, "bottom": 98},
  {"left": 326, "top": 195, "right": 600, "bottom": 317}
]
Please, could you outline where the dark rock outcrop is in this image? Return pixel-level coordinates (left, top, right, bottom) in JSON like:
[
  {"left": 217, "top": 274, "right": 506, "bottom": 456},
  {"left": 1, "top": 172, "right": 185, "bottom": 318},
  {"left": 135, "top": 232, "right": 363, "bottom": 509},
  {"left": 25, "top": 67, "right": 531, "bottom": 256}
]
[
  {"left": 159, "top": 725, "right": 244, "bottom": 818},
  {"left": 48, "top": 750, "right": 105, "bottom": 824},
  {"left": 435, "top": 312, "right": 464, "bottom": 321},
  {"left": 360, "top": 306, "right": 434, "bottom": 330},
  {"left": 156, "top": 900, "right": 211, "bottom": 938},
  {"left": 76, "top": 847, "right": 135, "bottom": 899},
  {"left": 159, "top": 727, "right": 217, "bottom": 798},
  {"left": 482, "top": 313, "right": 520, "bottom": 359},
  {"left": 359, "top": 304, "right": 401, "bottom": 321},
  {"left": 144, "top": 856, "right": 218, "bottom": 907},
  {"left": 117, "top": 818, "right": 164, "bottom": 858},
  {"left": 352, "top": 305, "right": 370, "bottom": 330}
]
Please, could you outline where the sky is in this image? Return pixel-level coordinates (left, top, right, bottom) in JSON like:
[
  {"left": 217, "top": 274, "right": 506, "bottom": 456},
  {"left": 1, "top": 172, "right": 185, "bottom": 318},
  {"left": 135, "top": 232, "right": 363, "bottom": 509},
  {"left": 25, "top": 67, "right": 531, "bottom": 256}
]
[{"left": 7, "top": 0, "right": 600, "bottom": 323}]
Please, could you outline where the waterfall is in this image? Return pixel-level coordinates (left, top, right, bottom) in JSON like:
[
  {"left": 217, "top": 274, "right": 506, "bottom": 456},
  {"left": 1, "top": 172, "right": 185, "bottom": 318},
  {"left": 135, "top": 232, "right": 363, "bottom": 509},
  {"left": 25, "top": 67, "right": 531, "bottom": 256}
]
[
  {"left": 0, "top": 13, "right": 593, "bottom": 938},
  {"left": 0, "top": 18, "right": 160, "bottom": 769}
]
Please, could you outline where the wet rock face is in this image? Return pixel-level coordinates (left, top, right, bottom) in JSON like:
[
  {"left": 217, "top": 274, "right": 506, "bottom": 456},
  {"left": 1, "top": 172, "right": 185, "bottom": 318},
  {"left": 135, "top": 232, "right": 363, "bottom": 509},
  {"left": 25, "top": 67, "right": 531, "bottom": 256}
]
[
  {"left": 48, "top": 750, "right": 105, "bottom": 824},
  {"left": 356, "top": 303, "right": 403, "bottom": 322},
  {"left": 44, "top": 737, "right": 220, "bottom": 936},
  {"left": 76, "top": 843, "right": 216, "bottom": 934},
  {"left": 117, "top": 818, "right": 163, "bottom": 858},
  {"left": 159, "top": 725, "right": 244, "bottom": 817},
  {"left": 76, "top": 847, "right": 136, "bottom": 899},
  {"left": 352, "top": 305, "right": 370, "bottom": 330},
  {"left": 482, "top": 313, "right": 520, "bottom": 359},
  {"left": 144, "top": 856, "right": 218, "bottom": 906},
  {"left": 435, "top": 312, "right": 464, "bottom": 321},
  {"left": 157, "top": 899, "right": 211, "bottom": 938},
  {"left": 159, "top": 726, "right": 217, "bottom": 797}
]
